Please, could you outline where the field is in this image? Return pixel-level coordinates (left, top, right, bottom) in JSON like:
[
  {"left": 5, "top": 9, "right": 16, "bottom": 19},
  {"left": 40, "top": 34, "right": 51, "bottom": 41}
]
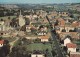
[
  {"left": 27, "top": 43, "right": 52, "bottom": 52},
  {"left": 0, "top": 16, "right": 16, "bottom": 20}
]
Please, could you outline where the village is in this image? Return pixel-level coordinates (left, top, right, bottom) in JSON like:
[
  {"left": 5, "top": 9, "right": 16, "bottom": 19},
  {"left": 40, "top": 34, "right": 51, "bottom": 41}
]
[{"left": 0, "top": 3, "right": 80, "bottom": 57}]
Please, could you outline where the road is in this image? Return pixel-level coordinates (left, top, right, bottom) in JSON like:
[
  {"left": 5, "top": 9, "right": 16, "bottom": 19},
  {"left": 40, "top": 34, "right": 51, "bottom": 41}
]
[
  {"left": 9, "top": 37, "right": 19, "bottom": 52},
  {"left": 51, "top": 32, "right": 65, "bottom": 57},
  {"left": 46, "top": 16, "right": 66, "bottom": 57}
]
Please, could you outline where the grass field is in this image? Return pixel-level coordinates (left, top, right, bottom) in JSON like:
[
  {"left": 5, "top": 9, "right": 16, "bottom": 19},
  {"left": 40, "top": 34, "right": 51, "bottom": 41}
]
[
  {"left": 27, "top": 43, "right": 52, "bottom": 52},
  {"left": 0, "top": 16, "right": 16, "bottom": 20}
]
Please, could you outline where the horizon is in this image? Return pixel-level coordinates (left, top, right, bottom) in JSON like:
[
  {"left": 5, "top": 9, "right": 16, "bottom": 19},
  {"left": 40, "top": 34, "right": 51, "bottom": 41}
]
[{"left": 0, "top": 0, "right": 80, "bottom": 4}]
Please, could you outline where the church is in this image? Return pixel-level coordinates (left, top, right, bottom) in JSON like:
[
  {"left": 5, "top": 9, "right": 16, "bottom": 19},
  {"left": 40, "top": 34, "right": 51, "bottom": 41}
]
[{"left": 18, "top": 10, "right": 25, "bottom": 27}]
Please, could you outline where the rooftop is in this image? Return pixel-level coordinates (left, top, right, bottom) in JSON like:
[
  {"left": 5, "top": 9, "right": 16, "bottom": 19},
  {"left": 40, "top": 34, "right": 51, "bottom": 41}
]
[
  {"left": 66, "top": 43, "right": 77, "bottom": 48},
  {"left": 40, "top": 35, "right": 49, "bottom": 39},
  {"left": 0, "top": 40, "right": 4, "bottom": 44}
]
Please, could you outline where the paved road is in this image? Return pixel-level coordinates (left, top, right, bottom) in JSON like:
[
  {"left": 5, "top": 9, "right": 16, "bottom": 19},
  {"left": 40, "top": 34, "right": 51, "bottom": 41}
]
[{"left": 46, "top": 16, "right": 66, "bottom": 57}]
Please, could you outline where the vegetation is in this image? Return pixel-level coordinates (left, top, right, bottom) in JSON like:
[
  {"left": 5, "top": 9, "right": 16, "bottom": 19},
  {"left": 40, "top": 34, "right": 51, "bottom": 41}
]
[
  {"left": 27, "top": 43, "right": 52, "bottom": 52},
  {"left": 74, "top": 39, "right": 80, "bottom": 45},
  {"left": 9, "top": 46, "right": 29, "bottom": 57},
  {"left": 0, "top": 40, "right": 10, "bottom": 57}
]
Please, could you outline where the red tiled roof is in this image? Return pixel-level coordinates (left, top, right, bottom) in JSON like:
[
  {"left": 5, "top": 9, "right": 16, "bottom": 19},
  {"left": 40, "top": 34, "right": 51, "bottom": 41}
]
[
  {"left": 56, "top": 18, "right": 65, "bottom": 26},
  {"left": 0, "top": 40, "right": 4, "bottom": 44},
  {"left": 66, "top": 43, "right": 77, "bottom": 48},
  {"left": 72, "top": 21, "right": 79, "bottom": 27},
  {"left": 59, "top": 32, "right": 79, "bottom": 39},
  {"left": 40, "top": 35, "right": 49, "bottom": 39}
]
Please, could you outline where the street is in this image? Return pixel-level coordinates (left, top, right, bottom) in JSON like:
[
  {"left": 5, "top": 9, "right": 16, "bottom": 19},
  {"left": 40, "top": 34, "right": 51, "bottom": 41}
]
[{"left": 46, "top": 16, "right": 66, "bottom": 57}]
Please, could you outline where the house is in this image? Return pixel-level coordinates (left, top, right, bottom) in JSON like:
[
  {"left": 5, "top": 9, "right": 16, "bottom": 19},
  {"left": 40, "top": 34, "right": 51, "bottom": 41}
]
[
  {"left": 0, "top": 40, "right": 4, "bottom": 47},
  {"left": 0, "top": 25, "right": 4, "bottom": 31},
  {"left": 37, "top": 31, "right": 47, "bottom": 36},
  {"left": 59, "top": 32, "right": 79, "bottom": 40},
  {"left": 0, "top": 21, "right": 4, "bottom": 25},
  {"left": 32, "top": 15, "right": 38, "bottom": 19},
  {"left": 70, "top": 52, "right": 80, "bottom": 57},
  {"left": 26, "top": 25, "right": 32, "bottom": 32},
  {"left": 26, "top": 15, "right": 32, "bottom": 20},
  {"left": 58, "top": 26, "right": 75, "bottom": 33},
  {"left": 66, "top": 43, "right": 77, "bottom": 53},
  {"left": 37, "top": 26, "right": 48, "bottom": 36},
  {"left": 72, "top": 21, "right": 79, "bottom": 27},
  {"left": 31, "top": 54, "right": 44, "bottom": 57},
  {"left": 0, "top": 31, "right": 10, "bottom": 37},
  {"left": 18, "top": 31, "right": 25, "bottom": 37},
  {"left": 58, "top": 12, "right": 69, "bottom": 17},
  {"left": 40, "top": 35, "right": 49, "bottom": 42},
  {"left": 42, "top": 18, "right": 48, "bottom": 24},
  {"left": 55, "top": 18, "right": 79, "bottom": 33},
  {"left": 64, "top": 37, "right": 71, "bottom": 46},
  {"left": 59, "top": 19, "right": 65, "bottom": 27},
  {"left": 56, "top": 18, "right": 65, "bottom": 27},
  {"left": 40, "top": 27, "right": 48, "bottom": 32}
]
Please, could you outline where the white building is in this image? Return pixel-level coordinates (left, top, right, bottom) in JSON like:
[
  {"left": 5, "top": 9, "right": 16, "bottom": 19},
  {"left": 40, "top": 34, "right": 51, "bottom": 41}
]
[
  {"left": 66, "top": 43, "right": 77, "bottom": 53},
  {"left": 0, "top": 21, "right": 4, "bottom": 25},
  {"left": 18, "top": 31, "right": 25, "bottom": 37},
  {"left": 40, "top": 35, "right": 49, "bottom": 42},
  {"left": 0, "top": 21, "right": 6, "bottom": 31},
  {"left": 64, "top": 38, "right": 71, "bottom": 46},
  {"left": 26, "top": 25, "right": 31, "bottom": 32},
  {"left": 37, "top": 32, "right": 47, "bottom": 36},
  {"left": 0, "top": 25, "right": 11, "bottom": 31},
  {"left": 31, "top": 54, "right": 44, "bottom": 57}
]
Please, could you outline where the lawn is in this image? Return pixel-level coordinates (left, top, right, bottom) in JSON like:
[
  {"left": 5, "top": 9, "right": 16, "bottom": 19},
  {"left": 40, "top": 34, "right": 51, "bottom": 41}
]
[
  {"left": 0, "top": 16, "right": 16, "bottom": 20},
  {"left": 3, "top": 37, "right": 16, "bottom": 42},
  {"left": 73, "top": 40, "right": 80, "bottom": 45},
  {"left": 27, "top": 43, "right": 52, "bottom": 52}
]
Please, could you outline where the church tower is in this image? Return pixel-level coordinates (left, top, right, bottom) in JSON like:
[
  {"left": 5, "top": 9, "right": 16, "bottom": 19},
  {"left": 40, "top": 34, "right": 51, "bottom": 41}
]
[{"left": 19, "top": 10, "right": 25, "bottom": 27}]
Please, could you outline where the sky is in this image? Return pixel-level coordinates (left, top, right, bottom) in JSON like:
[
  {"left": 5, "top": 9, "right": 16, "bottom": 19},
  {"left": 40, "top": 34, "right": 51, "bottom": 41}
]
[{"left": 0, "top": 0, "right": 80, "bottom": 4}]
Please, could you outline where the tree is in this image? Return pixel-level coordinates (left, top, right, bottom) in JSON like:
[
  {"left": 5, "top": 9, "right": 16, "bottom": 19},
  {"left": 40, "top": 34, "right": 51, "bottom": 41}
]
[
  {"left": 39, "top": 25, "right": 44, "bottom": 29},
  {"left": 20, "top": 25, "right": 26, "bottom": 31},
  {"left": 34, "top": 38, "right": 41, "bottom": 43},
  {"left": 30, "top": 28, "right": 37, "bottom": 34},
  {"left": 9, "top": 46, "right": 28, "bottom": 57},
  {"left": 0, "top": 40, "right": 10, "bottom": 57},
  {"left": 51, "top": 50, "right": 56, "bottom": 57},
  {"left": 25, "top": 18, "right": 30, "bottom": 25},
  {"left": 35, "top": 18, "right": 38, "bottom": 21},
  {"left": 0, "top": 19, "right": 4, "bottom": 21},
  {"left": 8, "top": 17, "right": 11, "bottom": 20},
  {"left": 0, "top": 37, "right": 3, "bottom": 40}
]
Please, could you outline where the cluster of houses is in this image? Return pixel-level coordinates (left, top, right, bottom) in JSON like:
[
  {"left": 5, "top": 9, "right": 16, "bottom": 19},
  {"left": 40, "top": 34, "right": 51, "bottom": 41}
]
[
  {"left": 28, "top": 11, "right": 80, "bottom": 57},
  {"left": 0, "top": 9, "right": 80, "bottom": 57},
  {"left": 63, "top": 37, "right": 79, "bottom": 57},
  {"left": 0, "top": 10, "right": 50, "bottom": 43},
  {"left": 49, "top": 11, "right": 80, "bottom": 57}
]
